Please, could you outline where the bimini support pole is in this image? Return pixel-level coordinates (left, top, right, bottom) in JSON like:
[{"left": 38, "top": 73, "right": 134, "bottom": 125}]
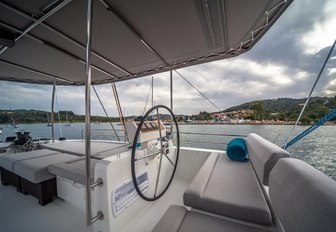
[
  {"left": 170, "top": 69, "right": 173, "bottom": 133},
  {"left": 84, "top": 0, "right": 93, "bottom": 226},
  {"left": 170, "top": 69, "right": 173, "bottom": 112},
  {"left": 84, "top": 0, "right": 103, "bottom": 226},
  {"left": 51, "top": 79, "right": 56, "bottom": 142},
  {"left": 152, "top": 76, "right": 154, "bottom": 109}
]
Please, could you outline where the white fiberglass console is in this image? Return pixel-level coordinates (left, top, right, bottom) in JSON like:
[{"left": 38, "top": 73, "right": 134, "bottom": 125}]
[{"left": 93, "top": 120, "right": 175, "bottom": 232}]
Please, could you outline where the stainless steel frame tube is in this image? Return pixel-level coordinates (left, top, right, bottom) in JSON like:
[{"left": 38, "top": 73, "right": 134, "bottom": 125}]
[{"left": 85, "top": 0, "right": 93, "bottom": 226}]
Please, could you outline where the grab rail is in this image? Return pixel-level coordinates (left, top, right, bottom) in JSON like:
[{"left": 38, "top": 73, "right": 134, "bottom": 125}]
[
  {"left": 80, "top": 128, "right": 126, "bottom": 140},
  {"left": 179, "top": 132, "right": 247, "bottom": 137},
  {"left": 172, "top": 131, "right": 247, "bottom": 147}
]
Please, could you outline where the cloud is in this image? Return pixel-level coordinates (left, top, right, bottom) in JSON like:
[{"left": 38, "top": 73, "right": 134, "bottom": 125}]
[
  {"left": 301, "top": 0, "right": 336, "bottom": 55},
  {"left": 0, "top": 82, "right": 52, "bottom": 110},
  {"left": 0, "top": 0, "right": 335, "bottom": 116}
]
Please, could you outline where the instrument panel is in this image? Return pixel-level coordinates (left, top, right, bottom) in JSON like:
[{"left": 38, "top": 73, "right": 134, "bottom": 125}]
[{"left": 135, "top": 121, "right": 164, "bottom": 133}]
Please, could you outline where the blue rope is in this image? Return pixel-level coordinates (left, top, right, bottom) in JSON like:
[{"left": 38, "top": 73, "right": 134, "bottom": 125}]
[{"left": 283, "top": 108, "right": 336, "bottom": 149}]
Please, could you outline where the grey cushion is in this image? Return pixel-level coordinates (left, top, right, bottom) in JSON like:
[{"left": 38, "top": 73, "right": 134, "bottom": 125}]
[
  {"left": 153, "top": 205, "right": 270, "bottom": 232},
  {"left": 184, "top": 153, "right": 272, "bottom": 225},
  {"left": 269, "top": 158, "right": 336, "bottom": 232},
  {"left": 48, "top": 158, "right": 98, "bottom": 185},
  {"left": 246, "top": 133, "right": 290, "bottom": 186},
  {"left": 183, "top": 152, "right": 219, "bottom": 203},
  {"left": 0, "top": 149, "right": 59, "bottom": 172},
  {"left": 13, "top": 153, "right": 79, "bottom": 183}
]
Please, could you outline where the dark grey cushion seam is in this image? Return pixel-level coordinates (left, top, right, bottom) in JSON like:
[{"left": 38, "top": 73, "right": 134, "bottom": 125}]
[
  {"left": 12, "top": 152, "right": 60, "bottom": 169},
  {"left": 176, "top": 208, "right": 188, "bottom": 232},
  {"left": 249, "top": 160, "right": 273, "bottom": 224},
  {"left": 40, "top": 145, "right": 84, "bottom": 157},
  {"left": 201, "top": 153, "right": 219, "bottom": 198}
]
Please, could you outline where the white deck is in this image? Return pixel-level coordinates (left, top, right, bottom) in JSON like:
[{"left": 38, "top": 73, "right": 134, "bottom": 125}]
[
  {"left": 0, "top": 177, "right": 189, "bottom": 232},
  {"left": 0, "top": 146, "right": 219, "bottom": 232},
  {"left": 0, "top": 183, "right": 91, "bottom": 232}
]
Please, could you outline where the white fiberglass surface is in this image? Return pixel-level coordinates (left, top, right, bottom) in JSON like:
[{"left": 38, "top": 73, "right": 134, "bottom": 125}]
[
  {"left": 0, "top": 147, "right": 219, "bottom": 232},
  {"left": 113, "top": 147, "right": 220, "bottom": 232},
  {"left": 0, "top": 183, "right": 92, "bottom": 232},
  {"left": 122, "top": 178, "right": 189, "bottom": 232}
]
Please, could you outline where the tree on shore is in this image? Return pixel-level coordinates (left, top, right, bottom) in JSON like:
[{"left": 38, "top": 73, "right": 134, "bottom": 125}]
[{"left": 250, "top": 101, "right": 265, "bottom": 120}]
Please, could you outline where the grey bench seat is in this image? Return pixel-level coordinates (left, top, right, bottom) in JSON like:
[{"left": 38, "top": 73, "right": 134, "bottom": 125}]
[
  {"left": 154, "top": 158, "right": 336, "bottom": 232},
  {"left": 11, "top": 152, "right": 80, "bottom": 205},
  {"left": 183, "top": 133, "right": 289, "bottom": 225},
  {"left": 184, "top": 153, "right": 272, "bottom": 225},
  {"left": 0, "top": 149, "right": 62, "bottom": 191},
  {"left": 13, "top": 153, "right": 80, "bottom": 184},
  {"left": 0, "top": 149, "right": 60, "bottom": 172},
  {"left": 48, "top": 158, "right": 99, "bottom": 186}
]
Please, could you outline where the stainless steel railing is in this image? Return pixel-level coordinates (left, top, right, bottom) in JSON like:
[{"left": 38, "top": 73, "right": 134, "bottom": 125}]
[
  {"left": 80, "top": 128, "right": 126, "bottom": 141},
  {"left": 172, "top": 131, "right": 247, "bottom": 147}
]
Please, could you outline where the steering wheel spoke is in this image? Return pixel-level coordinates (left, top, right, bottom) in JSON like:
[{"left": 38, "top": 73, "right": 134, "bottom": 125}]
[{"left": 163, "top": 153, "right": 175, "bottom": 167}]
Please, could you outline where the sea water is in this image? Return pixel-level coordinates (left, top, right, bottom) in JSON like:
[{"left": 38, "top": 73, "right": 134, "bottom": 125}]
[{"left": 0, "top": 123, "right": 335, "bottom": 180}]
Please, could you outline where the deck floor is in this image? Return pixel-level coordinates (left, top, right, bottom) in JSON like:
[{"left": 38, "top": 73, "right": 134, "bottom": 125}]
[
  {"left": 0, "top": 182, "right": 92, "bottom": 232},
  {"left": 0, "top": 176, "right": 189, "bottom": 232},
  {"left": 122, "top": 179, "right": 189, "bottom": 232},
  {"left": 0, "top": 146, "right": 212, "bottom": 232}
]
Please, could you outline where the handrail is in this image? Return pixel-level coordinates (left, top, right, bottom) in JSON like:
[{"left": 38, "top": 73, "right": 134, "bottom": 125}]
[
  {"left": 172, "top": 131, "right": 247, "bottom": 146},
  {"left": 85, "top": 128, "right": 125, "bottom": 131},
  {"left": 80, "top": 128, "right": 127, "bottom": 140},
  {"left": 180, "top": 139, "right": 227, "bottom": 145},
  {"left": 179, "top": 132, "right": 247, "bottom": 137}
]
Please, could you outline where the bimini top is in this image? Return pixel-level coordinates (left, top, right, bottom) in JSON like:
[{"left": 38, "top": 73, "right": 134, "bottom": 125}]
[{"left": 0, "top": 0, "right": 292, "bottom": 85}]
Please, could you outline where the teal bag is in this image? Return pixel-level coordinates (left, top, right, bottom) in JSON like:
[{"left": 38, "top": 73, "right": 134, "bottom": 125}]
[{"left": 226, "top": 138, "right": 248, "bottom": 162}]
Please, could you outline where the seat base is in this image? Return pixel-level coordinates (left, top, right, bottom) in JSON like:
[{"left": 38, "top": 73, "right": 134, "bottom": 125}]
[
  {"left": 0, "top": 167, "right": 21, "bottom": 192},
  {"left": 21, "top": 177, "right": 57, "bottom": 206}
]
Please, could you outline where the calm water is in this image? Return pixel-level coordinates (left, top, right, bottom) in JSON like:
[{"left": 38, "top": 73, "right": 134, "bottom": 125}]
[{"left": 1, "top": 123, "right": 335, "bottom": 180}]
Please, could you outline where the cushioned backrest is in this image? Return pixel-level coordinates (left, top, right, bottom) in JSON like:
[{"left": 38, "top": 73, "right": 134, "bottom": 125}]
[
  {"left": 246, "top": 133, "right": 289, "bottom": 185},
  {"left": 269, "top": 158, "right": 336, "bottom": 232}
]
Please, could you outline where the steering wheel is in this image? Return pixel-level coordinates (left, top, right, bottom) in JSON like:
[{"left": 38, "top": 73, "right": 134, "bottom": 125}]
[{"left": 131, "top": 105, "right": 180, "bottom": 201}]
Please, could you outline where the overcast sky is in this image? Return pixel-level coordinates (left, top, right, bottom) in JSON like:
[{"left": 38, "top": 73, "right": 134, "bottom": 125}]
[{"left": 0, "top": 0, "right": 335, "bottom": 116}]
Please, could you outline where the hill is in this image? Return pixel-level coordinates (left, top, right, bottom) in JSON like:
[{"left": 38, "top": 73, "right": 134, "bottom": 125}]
[
  {"left": 223, "top": 96, "right": 336, "bottom": 123},
  {"left": 0, "top": 110, "right": 119, "bottom": 124}
]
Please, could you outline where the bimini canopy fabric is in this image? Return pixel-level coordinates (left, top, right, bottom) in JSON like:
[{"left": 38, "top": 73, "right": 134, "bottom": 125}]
[{"left": 0, "top": 0, "right": 292, "bottom": 85}]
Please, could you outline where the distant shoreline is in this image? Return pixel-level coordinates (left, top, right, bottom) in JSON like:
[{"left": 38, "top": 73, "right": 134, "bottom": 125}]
[
  {"left": 1, "top": 122, "right": 335, "bottom": 126},
  {"left": 178, "top": 122, "right": 336, "bottom": 126}
]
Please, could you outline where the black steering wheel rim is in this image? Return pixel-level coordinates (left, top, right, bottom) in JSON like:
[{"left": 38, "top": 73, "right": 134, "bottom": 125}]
[{"left": 131, "top": 105, "right": 180, "bottom": 201}]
